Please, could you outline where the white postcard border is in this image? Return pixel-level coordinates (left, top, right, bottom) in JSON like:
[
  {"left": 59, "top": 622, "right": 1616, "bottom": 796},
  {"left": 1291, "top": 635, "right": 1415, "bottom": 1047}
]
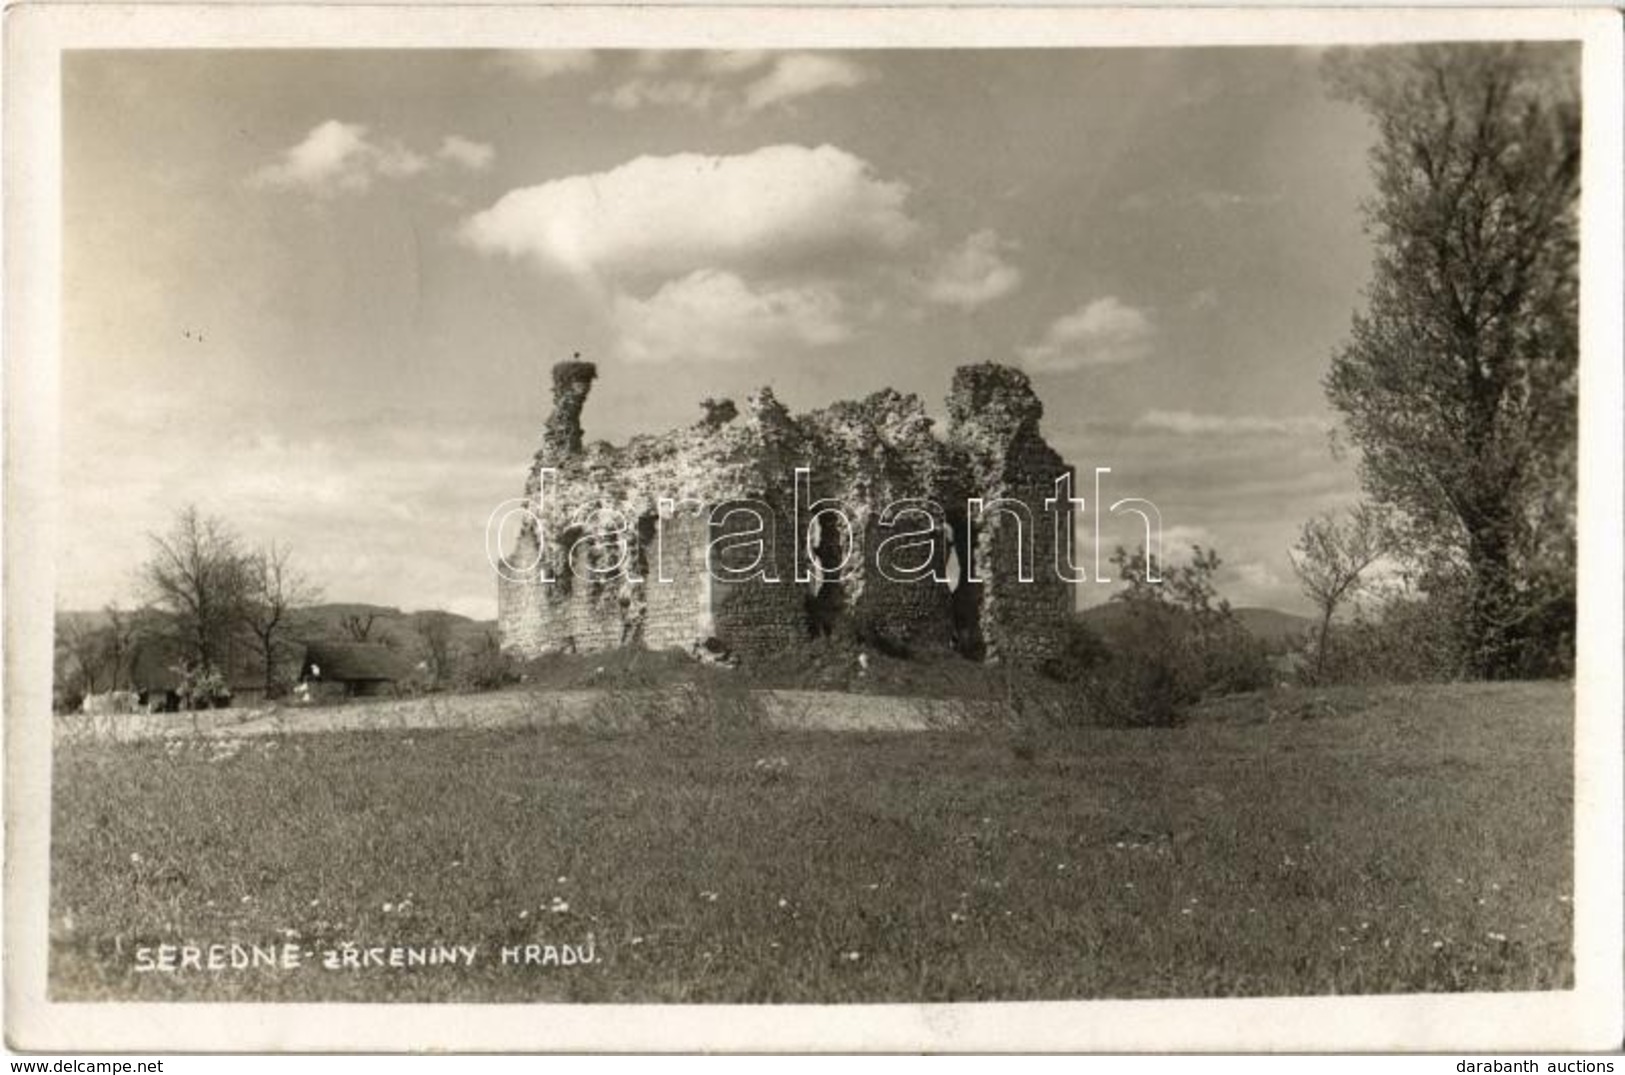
[{"left": 5, "top": 4, "right": 1620, "bottom": 1053}]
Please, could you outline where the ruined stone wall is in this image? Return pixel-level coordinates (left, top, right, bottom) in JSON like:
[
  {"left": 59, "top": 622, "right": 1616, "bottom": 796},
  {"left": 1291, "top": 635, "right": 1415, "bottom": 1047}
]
[
  {"left": 499, "top": 358, "right": 1075, "bottom": 669},
  {"left": 973, "top": 446, "right": 1073, "bottom": 667},
  {"left": 496, "top": 529, "right": 550, "bottom": 655},
  {"left": 495, "top": 527, "right": 631, "bottom": 656},
  {"left": 945, "top": 364, "right": 1073, "bottom": 667},
  {"left": 709, "top": 501, "right": 808, "bottom": 661},
  {"left": 846, "top": 515, "right": 956, "bottom": 655},
  {"left": 641, "top": 509, "right": 713, "bottom": 652},
  {"left": 555, "top": 566, "right": 627, "bottom": 653},
  {"left": 542, "top": 361, "right": 596, "bottom": 457}
]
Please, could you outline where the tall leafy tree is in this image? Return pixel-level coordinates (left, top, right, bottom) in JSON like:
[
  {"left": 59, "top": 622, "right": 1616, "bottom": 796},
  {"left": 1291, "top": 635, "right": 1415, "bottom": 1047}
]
[{"left": 1323, "top": 43, "right": 1579, "bottom": 678}]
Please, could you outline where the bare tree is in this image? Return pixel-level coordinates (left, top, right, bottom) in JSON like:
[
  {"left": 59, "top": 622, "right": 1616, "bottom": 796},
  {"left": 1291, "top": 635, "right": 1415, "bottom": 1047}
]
[
  {"left": 415, "top": 612, "right": 456, "bottom": 689},
  {"left": 1289, "top": 504, "right": 1391, "bottom": 678},
  {"left": 341, "top": 612, "right": 379, "bottom": 642},
  {"left": 1110, "top": 544, "right": 1232, "bottom": 623},
  {"left": 241, "top": 541, "right": 322, "bottom": 697},
  {"left": 57, "top": 615, "right": 109, "bottom": 697},
  {"left": 102, "top": 603, "right": 139, "bottom": 690},
  {"left": 141, "top": 505, "right": 249, "bottom": 672},
  {"left": 54, "top": 604, "right": 145, "bottom": 703}
]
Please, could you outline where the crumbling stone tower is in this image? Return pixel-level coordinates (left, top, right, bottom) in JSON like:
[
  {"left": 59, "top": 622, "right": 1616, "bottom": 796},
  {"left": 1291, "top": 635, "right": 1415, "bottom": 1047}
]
[
  {"left": 542, "top": 359, "right": 596, "bottom": 456},
  {"left": 943, "top": 364, "right": 1073, "bottom": 665},
  {"left": 497, "top": 359, "right": 1073, "bottom": 668}
]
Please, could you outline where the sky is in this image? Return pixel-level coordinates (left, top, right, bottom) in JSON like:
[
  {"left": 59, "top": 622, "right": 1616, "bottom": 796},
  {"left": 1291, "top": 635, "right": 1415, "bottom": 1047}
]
[{"left": 60, "top": 48, "right": 1379, "bottom": 620}]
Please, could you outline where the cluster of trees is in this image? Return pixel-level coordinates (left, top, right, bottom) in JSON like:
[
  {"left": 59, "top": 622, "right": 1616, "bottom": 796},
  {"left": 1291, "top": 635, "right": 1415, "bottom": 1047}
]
[
  {"left": 1289, "top": 43, "right": 1578, "bottom": 683},
  {"left": 55, "top": 604, "right": 142, "bottom": 698},
  {"left": 56, "top": 505, "right": 518, "bottom": 713},
  {"left": 55, "top": 506, "right": 323, "bottom": 709}
]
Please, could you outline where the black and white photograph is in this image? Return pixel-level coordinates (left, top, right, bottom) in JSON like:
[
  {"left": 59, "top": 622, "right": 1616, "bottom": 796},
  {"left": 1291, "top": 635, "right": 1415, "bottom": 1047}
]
[{"left": 5, "top": 4, "right": 1621, "bottom": 1055}]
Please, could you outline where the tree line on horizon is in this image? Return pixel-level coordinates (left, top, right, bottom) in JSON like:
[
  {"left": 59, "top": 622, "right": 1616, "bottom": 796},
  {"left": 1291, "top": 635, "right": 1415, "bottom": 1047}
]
[{"left": 53, "top": 505, "right": 502, "bottom": 712}]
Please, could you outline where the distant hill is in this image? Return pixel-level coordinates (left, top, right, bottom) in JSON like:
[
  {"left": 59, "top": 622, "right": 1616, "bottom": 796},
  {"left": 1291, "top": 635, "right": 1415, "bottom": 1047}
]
[
  {"left": 55, "top": 602, "right": 497, "bottom": 653},
  {"left": 1078, "top": 602, "right": 1313, "bottom": 653},
  {"left": 55, "top": 608, "right": 115, "bottom": 633},
  {"left": 294, "top": 604, "right": 495, "bottom": 651},
  {"left": 1230, "top": 607, "right": 1316, "bottom": 648}
]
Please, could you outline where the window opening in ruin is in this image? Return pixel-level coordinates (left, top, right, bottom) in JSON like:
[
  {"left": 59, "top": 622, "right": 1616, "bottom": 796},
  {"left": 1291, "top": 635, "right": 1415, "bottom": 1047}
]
[
  {"left": 633, "top": 513, "right": 657, "bottom": 582},
  {"left": 947, "top": 509, "right": 984, "bottom": 659},
  {"left": 942, "top": 523, "right": 962, "bottom": 594},
  {"left": 557, "top": 525, "right": 584, "bottom": 596},
  {"left": 805, "top": 513, "right": 848, "bottom": 638}
]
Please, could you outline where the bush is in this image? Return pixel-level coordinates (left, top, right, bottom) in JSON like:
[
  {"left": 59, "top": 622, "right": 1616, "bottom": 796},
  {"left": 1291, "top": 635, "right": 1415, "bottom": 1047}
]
[
  {"left": 1197, "top": 618, "right": 1274, "bottom": 697},
  {"left": 1080, "top": 605, "right": 1217, "bottom": 727},
  {"left": 459, "top": 630, "right": 520, "bottom": 692},
  {"left": 462, "top": 648, "right": 519, "bottom": 691},
  {"left": 175, "top": 662, "right": 231, "bottom": 711},
  {"left": 1312, "top": 593, "right": 1468, "bottom": 685},
  {"left": 1510, "top": 585, "right": 1576, "bottom": 679},
  {"left": 1081, "top": 545, "right": 1274, "bottom": 726},
  {"left": 1042, "top": 620, "right": 1111, "bottom": 684}
]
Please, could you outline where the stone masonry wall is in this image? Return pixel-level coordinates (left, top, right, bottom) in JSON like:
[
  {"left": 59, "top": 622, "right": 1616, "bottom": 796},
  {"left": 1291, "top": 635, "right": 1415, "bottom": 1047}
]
[
  {"left": 641, "top": 509, "right": 713, "bottom": 652},
  {"left": 498, "top": 359, "right": 1074, "bottom": 668},
  {"left": 708, "top": 501, "right": 808, "bottom": 661},
  {"left": 945, "top": 365, "right": 1072, "bottom": 666},
  {"left": 846, "top": 515, "right": 956, "bottom": 655}
]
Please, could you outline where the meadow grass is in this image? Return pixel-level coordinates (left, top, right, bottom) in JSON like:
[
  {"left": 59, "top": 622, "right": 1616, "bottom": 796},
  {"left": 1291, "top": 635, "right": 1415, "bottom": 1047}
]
[{"left": 49, "top": 681, "right": 1573, "bottom": 1002}]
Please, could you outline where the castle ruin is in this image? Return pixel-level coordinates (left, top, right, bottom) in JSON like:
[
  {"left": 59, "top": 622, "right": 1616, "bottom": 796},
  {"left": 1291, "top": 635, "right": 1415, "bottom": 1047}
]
[{"left": 497, "top": 361, "right": 1075, "bottom": 667}]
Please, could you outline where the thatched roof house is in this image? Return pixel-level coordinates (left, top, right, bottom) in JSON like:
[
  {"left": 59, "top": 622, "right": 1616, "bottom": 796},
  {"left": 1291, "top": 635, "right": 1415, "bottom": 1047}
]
[{"left": 299, "top": 641, "right": 414, "bottom": 697}]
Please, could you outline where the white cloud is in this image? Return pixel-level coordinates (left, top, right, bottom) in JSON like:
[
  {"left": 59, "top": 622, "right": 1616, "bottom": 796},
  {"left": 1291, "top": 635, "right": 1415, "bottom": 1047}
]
[
  {"left": 1134, "top": 410, "right": 1330, "bottom": 437},
  {"left": 1020, "top": 297, "right": 1156, "bottom": 371},
  {"left": 593, "top": 79, "right": 717, "bottom": 113},
  {"left": 742, "top": 53, "right": 870, "bottom": 112},
  {"left": 923, "top": 230, "right": 1022, "bottom": 309},
  {"left": 1161, "top": 525, "right": 1217, "bottom": 551},
  {"left": 493, "top": 51, "right": 598, "bottom": 80},
  {"left": 1120, "top": 188, "right": 1283, "bottom": 214},
  {"left": 460, "top": 144, "right": 919, "bottom": 281},
  {"left": 57, "top": 402, "right": 525, "bottom": 618},
  {"left": 593, "top": 51, "right": 871, "bottom": 118},
  {"left": 438, "top": 135, "right": 495, "bottom": 172},
  {"left": 1229, "top": 559, "right": 1287, "bottom": 592},
  {"left": 251, "top": 120, "right": 427, "bottom": 195},
  {"left": 613, "top": 270, "right": 851, "bottom": 365},
  {"left": 700, "top": 50, "right": 772, "bottom": 75}
]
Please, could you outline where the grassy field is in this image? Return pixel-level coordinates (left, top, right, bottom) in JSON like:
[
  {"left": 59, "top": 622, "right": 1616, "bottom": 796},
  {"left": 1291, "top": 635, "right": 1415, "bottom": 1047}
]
[{"left": 49, "top": 681, "right": 1573, "bottom": 1002}]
